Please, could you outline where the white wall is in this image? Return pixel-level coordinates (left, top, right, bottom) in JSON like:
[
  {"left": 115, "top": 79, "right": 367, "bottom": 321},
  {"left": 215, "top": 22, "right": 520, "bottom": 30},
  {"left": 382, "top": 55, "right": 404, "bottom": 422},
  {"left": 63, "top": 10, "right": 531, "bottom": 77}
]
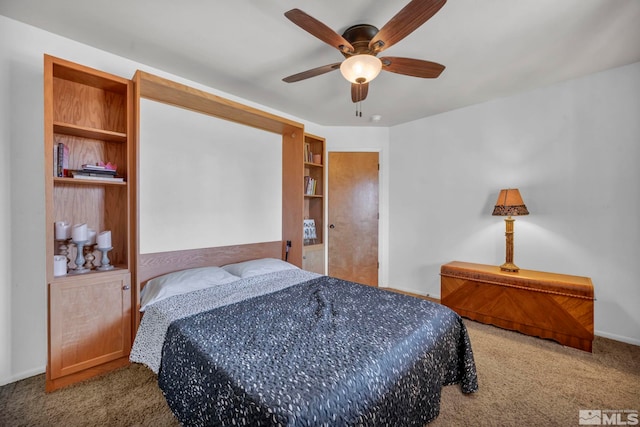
[
  {"left": 388, "top": 61, "right": 640, "bottom": 345},
  {"left": 0, "top": 15, "right": 13, "bottom": 386},
  {"left": 139, "top": 99, "right": 282, "bottom": 253}
]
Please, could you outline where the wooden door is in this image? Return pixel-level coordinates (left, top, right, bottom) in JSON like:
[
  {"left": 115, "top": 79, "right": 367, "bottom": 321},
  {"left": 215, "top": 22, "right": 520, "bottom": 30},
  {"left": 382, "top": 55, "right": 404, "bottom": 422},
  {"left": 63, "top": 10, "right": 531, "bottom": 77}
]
[{"left": 328, "top": 152, "right": 379, "bottom": 286}]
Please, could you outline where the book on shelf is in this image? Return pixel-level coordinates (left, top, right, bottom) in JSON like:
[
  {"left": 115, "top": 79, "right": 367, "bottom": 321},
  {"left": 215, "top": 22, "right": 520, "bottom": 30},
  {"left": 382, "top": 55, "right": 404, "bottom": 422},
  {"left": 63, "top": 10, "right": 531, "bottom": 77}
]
[
  {"left": 69, "top": 173, "right": 124, "bottom": 182},
  {"left": 72, "top": 168, "right": 117, "bottom": 177},
  {"left": 82, "top": 162, "right": 117, "bottom": 172},
  {"left": 304, "top": 143, "right": 312, "bottom": 163},
  {"left": 81, "top": 165, "right": 114, "bottom": 172},
  {"left": 70, "top": 169, "right": 123, "bottom": 181},
  {"left": 304, "top": 176, "right": 317, "bottom": 195},
  {"left": 55, "top": 142, "right": 69, "bottom": 177}
]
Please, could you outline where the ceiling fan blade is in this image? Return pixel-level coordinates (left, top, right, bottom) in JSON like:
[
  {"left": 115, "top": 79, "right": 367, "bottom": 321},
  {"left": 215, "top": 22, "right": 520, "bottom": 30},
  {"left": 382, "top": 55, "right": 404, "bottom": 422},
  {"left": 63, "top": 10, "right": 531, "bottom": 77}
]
[
  {"left": 351, "top": 82, "right": 369, "bottom": 103},
  {"left": 380, "top": 57, "right": 445, "bottom": 78},
  {"left": 369, "top": 0, "right": 446, "bottom": 53},
  {"left": 285, "top": 9, "right": 354, "bottom": 54},
  {"left": 283, "top": 63, "right": 342, "bottom": 83}
]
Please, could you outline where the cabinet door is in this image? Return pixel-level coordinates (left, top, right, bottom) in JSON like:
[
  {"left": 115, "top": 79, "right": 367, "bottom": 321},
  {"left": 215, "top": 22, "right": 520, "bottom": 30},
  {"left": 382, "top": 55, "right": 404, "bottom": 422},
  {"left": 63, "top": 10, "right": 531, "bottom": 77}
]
[
  {"left": 302, "top": 245, "right": 325, "bottom": 274},
  {"left": 48, "top": 272, "right": 131, "bottom": 379}
]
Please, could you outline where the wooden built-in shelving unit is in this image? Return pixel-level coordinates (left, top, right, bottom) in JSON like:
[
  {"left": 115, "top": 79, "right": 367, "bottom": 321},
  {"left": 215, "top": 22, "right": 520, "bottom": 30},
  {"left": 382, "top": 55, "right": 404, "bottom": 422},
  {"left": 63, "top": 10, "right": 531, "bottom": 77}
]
[
  {"left": 43, "top": 57, "right": 325, "bottom": 391},
  {"left": 44, "top": 55, "right": 135, "bottom": 391},
  {"left": 302, "top": 133, "right": 325, "bottom": 274}
]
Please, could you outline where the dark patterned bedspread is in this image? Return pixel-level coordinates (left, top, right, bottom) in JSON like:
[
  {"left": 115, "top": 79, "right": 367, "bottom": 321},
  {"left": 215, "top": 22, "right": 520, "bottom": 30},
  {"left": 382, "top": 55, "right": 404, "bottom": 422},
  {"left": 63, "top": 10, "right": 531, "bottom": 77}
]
[{"left": 159, "top": 276, "right": 478, "bottom": 426}]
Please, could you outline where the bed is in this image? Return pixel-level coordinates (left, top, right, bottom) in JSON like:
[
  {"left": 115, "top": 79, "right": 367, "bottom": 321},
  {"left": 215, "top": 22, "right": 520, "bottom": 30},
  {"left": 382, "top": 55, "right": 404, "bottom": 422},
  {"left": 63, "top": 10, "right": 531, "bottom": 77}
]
[{"left": 131, "top": 249, "right": 478, "bottom": 426}]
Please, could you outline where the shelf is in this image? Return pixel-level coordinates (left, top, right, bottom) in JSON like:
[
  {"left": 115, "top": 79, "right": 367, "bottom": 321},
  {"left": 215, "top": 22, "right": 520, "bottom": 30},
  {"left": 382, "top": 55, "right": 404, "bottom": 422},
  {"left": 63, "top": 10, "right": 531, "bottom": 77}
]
[
  {"left": 54, "top": 177, "right": 126, "bottom": 186},
  {"left": 304, "top": 194, "right": 323, "bottom": 198},
  {"left": 53, "top": 60, "right": 128, "bottom": 94},
  {"left": 304, "top": 162, "right": 323, "bottom": 168},
  {"left": 53, "top": 122, "right": 127, "bottom": 143},
  {"left": 50, "top": 266, "right": 128, "bottom": 284},
  {"left": 303, "top": 243, "right": 324, "bottom": 249}
]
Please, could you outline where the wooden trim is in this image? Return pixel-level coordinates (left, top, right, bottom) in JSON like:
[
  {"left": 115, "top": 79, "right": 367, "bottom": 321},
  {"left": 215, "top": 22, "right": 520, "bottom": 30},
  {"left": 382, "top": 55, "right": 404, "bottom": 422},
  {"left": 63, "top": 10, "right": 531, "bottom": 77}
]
[
  {"left": 133, "top": 70, "right": 303, "bottom": 134},
  {"left": 46, "top": 357, "right": 130, "bottom": 393},
  {"left": 44, "top": 55, "right": 55, "bottom": 283},
  {"left": 138, "top": 241, "right": 284, "bottom": 285},
  {"left": 132, "top": 71, "right": 306, "bottom": 272},
  {"left": 126, "top": 68, "right": 138, "bottom": 340},
  {"left": 282, "top": 129, "right": 304, "bottom": 267},
  {"left": 440, "top": 261, "right": 594, "bottom": 299},
  {"left": 131, "top": 71, "right": 142, "bottom": 335},
  {"left": 384, "top": 288, "right": 440, "bottom": 303},
  {"left": 440, "top": 272, "right": 594, "bottom": 300}
]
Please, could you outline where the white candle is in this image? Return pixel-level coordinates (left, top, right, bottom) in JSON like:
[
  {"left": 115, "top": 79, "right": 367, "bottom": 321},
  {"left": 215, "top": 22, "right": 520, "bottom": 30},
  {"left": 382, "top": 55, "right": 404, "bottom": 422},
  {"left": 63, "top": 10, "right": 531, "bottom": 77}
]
[
  {"left": 55, "top": 221, "right": 68, "bottom": 240},
  {"left": 72, "top": 223, "right": 88, "bottom": 242},
  {"left": 63, "top": 223, "right": 71, "bottom": 239},
  {"left": 88, "top": 229, "right": 97, "bottom": 245},
  {"left": 97, "top": 230, "right": 111, "bottom": 249}
]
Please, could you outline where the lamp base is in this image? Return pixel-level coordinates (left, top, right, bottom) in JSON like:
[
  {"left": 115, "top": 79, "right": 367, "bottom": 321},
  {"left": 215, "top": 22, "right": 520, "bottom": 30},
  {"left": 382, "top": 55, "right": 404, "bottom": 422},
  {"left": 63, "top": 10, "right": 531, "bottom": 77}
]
[{"left": 500, "top": 262, "right": 520, "bottom": 273}]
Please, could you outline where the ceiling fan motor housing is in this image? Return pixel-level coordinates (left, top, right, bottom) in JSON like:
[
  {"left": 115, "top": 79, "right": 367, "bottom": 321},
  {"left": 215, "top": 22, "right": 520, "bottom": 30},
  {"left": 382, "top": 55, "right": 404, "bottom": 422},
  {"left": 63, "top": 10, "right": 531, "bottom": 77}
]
[{"left": 341, "top": 24, "right": 380, "bottom": 56}]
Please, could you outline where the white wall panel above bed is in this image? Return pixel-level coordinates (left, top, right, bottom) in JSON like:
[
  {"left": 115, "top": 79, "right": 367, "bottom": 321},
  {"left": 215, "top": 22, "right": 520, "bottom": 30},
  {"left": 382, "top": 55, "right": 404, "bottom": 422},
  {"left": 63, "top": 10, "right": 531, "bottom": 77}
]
[{"left": 139, "top": 98, "right": 282, "bottom": 254}]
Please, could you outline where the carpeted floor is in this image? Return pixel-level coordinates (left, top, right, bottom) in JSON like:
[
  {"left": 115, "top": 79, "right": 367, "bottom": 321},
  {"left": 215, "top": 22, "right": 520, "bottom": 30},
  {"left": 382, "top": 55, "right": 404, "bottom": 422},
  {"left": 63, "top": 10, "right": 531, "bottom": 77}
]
[{"left": 1, "top": 320, "right": 639, "bottom": 426}]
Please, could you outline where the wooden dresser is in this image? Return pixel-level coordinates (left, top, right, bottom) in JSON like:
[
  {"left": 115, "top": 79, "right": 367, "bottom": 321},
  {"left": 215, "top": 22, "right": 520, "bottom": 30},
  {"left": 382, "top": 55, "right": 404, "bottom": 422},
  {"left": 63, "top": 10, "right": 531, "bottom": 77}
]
[{"left": 440, "top": 261, "right": 594, "bottom": 352}]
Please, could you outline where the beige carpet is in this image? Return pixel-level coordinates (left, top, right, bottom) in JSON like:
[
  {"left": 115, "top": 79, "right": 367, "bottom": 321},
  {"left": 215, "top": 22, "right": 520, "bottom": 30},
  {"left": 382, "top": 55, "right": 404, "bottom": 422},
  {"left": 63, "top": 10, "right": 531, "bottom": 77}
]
[{"left": 1, "top": 320, "right": 638, "bottom": 426}]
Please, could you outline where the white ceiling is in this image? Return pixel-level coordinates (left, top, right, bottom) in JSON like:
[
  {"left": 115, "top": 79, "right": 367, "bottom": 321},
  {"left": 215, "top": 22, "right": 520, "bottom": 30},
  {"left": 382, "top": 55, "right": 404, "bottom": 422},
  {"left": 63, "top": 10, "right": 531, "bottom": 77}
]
[{"left": 2, "top": 0, "right": 639, "bottom": 127}]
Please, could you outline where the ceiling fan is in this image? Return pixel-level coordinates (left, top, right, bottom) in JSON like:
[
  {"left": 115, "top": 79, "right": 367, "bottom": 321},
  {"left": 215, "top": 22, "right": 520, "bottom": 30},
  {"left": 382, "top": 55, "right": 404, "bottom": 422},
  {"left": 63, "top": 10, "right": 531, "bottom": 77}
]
[{"left": 282, "top": 0, "right": 447, "bottom": 108}]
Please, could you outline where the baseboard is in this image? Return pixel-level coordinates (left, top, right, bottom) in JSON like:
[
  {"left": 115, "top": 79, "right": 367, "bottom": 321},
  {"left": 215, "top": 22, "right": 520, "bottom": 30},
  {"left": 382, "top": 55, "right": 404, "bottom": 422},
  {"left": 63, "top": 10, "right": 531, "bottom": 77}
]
[
  {"left": 0, "top": 366, "right": 45, "bottom": 387},
  {"left": 595, "top": 330, "right": 640, "bottom": 347},
  {"left": 383, "top": 287, "right": 440, "bottom": 303}
]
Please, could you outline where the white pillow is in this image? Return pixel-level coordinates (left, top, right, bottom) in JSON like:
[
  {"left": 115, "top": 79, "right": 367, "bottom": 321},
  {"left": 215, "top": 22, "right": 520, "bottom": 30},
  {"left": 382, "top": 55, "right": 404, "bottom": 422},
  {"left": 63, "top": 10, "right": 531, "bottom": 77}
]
[
  {"left": 221, "top": 258, "right": 298, "bottom": 278},
  {"left": 140, "top": 266, "right": 240, "bottom": 311}
]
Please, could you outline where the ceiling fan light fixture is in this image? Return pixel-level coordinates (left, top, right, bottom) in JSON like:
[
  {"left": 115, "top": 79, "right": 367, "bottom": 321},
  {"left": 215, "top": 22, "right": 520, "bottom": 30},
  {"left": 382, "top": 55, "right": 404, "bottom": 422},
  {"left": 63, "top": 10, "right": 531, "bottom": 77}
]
[{"left": 340, "top": 54, "right": 382, "bottom": 84}]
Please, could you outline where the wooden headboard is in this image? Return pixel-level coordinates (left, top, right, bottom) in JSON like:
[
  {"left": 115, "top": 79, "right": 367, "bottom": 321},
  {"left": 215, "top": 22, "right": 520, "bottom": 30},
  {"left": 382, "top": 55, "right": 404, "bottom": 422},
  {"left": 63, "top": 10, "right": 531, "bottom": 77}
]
[
  {"left": 138, "top": 241, "right": 284, "bottom": 285},
  {"left": 134, "top": 241, "right": 283, "bottom": 325}
]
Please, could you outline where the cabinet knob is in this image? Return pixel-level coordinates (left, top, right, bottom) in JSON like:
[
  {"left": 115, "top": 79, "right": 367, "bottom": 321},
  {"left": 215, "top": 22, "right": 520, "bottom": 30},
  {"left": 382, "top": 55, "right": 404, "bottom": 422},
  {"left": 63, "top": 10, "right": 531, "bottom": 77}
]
[
  {"left": 329, "top": 224, "right": 335, "bottom": 229},
  {"left": 123, "top": 285, "right": 130, "bottom": 291}
]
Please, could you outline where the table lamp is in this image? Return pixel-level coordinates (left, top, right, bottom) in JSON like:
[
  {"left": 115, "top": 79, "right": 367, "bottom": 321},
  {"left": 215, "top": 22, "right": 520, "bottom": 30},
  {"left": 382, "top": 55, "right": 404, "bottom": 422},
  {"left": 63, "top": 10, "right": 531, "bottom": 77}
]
[{"left": 492, "top": 188, "right": 529, "bottom": 272}]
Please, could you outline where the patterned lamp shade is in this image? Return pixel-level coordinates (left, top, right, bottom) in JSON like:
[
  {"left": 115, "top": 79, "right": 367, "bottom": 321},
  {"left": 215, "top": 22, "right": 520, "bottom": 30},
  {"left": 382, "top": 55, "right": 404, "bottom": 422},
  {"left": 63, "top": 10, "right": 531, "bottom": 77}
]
[{"left": 492, "top": 189, "right": 529, "bottom": 217}]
